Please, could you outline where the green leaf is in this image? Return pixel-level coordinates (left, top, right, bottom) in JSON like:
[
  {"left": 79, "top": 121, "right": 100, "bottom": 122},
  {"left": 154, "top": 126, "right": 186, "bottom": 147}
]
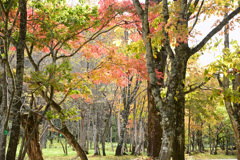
[
  {"left": 204, "top": 69, "right": 208, "bottom": 76},
  {"left": 209, "top": 95, "right": 213, "bottom": 101},
  {"left": 135, "top": 53, "right": 140, "bottom": 59},
  {"left": 204, "top": 76, "right": 209, "bottom": 82},
  {"left": 229, "top": 74, "right": 235, "bottom": 80}
]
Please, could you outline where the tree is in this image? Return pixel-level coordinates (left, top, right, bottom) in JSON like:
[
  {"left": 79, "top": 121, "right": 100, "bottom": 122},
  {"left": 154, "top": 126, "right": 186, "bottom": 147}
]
[
  {"left": 6, "top": 0, "right": 27, "bottom": 159},
  {"left": 115, "top": 76, "right": 142, "bottom": 155},
  {"left": 21, "top": 0, "right": 141, "bottom": 159},
  {"left": 207, "top": 19, "right": 240, "bottom": 159},
  {"left": 131, "top": 0, "right": 240, "bottom": 159},
  {"left": 0, "top": 0, "right": 27, "bottom": 159}
]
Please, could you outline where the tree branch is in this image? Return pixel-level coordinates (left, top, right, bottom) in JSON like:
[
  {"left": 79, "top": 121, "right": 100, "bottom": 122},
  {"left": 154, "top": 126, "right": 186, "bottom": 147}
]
[
  {"left": 190, "top": 6, "right": 240, "bottom": 55},
  {"left": 162, "top": 0, "right": 175, "bottom": 59},
  {"left": 133, "top": 0, "right": 144, "bottom": 21},
  {"left": 183, "top": 80, "right": 209, "bottom": 94},
  {"left": 187, "top": 0, "right": 199, "bottom": 18},
  {"left": 189, "top": 0, "right": 204, "bottom": 34},
  {"left": 216, "top": 73, "right": 223, "bottom": 87}
]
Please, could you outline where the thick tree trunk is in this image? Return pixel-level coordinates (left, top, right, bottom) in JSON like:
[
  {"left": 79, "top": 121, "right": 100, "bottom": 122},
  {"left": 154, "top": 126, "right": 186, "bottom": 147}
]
[
  {"left": 132, "top": 0, "right": 240, "bottom": 159},
  {"left": 158, "top": 128, "right": 174, "bottom": 160},
  {"left": 133, "top": 2, "right": 190, "bottom": 159},
  {"left": 22, "top": 114, "right": 44, "bottom": 160},
  {"left": 6, "top": 0, "right": 27, "bottom": 159},
  {"left": 173, "top": 94, "right": 185, "bottom": 160},
  {"left": 147, "top": 82, "right": 162, "bottom": 158},
  {"left": 172, "top": 47, "right": 188, "bottom": 160}
]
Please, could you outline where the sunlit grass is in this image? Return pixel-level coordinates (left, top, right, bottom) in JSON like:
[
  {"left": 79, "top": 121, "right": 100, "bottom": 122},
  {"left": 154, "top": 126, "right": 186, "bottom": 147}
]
[
  {"left": 187, "top": 149, "right": 237, "bottom": 160},
  {"left": 15, "top": 138, "right": 237, "bottom": 160}
]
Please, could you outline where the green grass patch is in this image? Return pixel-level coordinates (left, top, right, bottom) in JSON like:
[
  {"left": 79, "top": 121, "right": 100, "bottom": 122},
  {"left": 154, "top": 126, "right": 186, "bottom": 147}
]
[
  {"left": 187, "top": 149, "right": 237, "bottom": 159},
  {"left": 17, "top": 139, "right": 238, "bottom": 160}
]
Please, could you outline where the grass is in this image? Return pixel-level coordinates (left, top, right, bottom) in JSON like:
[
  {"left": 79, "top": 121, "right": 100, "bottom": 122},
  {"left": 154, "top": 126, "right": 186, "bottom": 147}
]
[
  {"left": 187, "top": 149, "right": 237, "bottom": 159},
  {"left": 21, "top": 139, "right": 238, "bottom": 160},
  {"left": 40, "top": 140, "right": 146, "bottom": 160}
]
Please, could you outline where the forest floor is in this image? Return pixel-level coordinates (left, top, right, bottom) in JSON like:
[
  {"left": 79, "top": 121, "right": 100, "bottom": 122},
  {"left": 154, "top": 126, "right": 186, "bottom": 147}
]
[
  {"left": 41, "top": 146, "right": 237, "bottom": 160},
  {"left": 22, "top": 140, "right": 238, "bottom": 160},
  {"left": 186, "top": 149, "right": 237, "bottom": 160}
]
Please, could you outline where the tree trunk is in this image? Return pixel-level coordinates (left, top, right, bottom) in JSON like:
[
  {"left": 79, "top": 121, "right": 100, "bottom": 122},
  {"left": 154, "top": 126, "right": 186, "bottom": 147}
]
[
  {"left": 6, "top": 0, "right": 27, "bottom": 159},
  {"left": 208, "top": 124, "right": 212, "bottom": 154},
  {"left": 147, "top": 81, "right": 162, "bottom": 158},
  {"left": 136, "top": 118, "right": 145, "bottom": 155},
  {"left": 0, "top": 54, "right": 8, "bottom": 160},
  {"left": 131, "top": 101, "right": 137, "bottom": 155},
  {"left": 49, "top": 131, "right": 53, "bottom": 148},
  {"left": 52, "top": 123, "right": 88, "bottom": 160},
  {"left": 40, "top": 120, "right": 49, "bottom": 149},
  {"left": 186, "top": 109, "right": 191, "bottom": 154},
  {"left": 231, "top": 134, "right": 234, "bottom": 155},
  {"left": 192, "top": 131, "right": 195, "bottom": 152},
  {"left": 22, "top": 114, "right": 44, "bottom": 160},
  {"left": 221, "top": 19, "right": 240, "bottom": 159},
  {"left": 101, "top": 139, "right": 106, "bottom": 156},
  {"left": 226, "top": 129, "right": 229, "bottom": 155},
  {"left": 93, "top": 106, "right": 100, "bottom": 155},
  {"left": 65, "top": 139, "right": 68, "bottom": 155},
  {"left": 80, "top": 114, "right": 87, "bottom": 152},
  {"left": 214, "top": 131, "right": 219, "bottom": 155},
  {"left": 86, "top": 108, "right": 91, "bottom": 153},
  {"left": 173, "top": 93, "right": 185, "bottom": 160},
  {"left": 200, "top": 122, "right": 204, "bottom": 152},
  {"left": 59, "top": 136, "right": 66, "bottom": 154},
  {"left": 115, "top": 111, "right": 127, "bottom": 156},
  {"left": 110, "top": 114, "right": 114, "bottom": 152}
]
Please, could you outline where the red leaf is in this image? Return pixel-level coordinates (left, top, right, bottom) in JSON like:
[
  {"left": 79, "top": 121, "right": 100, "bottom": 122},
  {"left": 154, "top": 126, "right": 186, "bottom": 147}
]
[{"left": 10, "top": 46, "right": 16, "bottom": 51}]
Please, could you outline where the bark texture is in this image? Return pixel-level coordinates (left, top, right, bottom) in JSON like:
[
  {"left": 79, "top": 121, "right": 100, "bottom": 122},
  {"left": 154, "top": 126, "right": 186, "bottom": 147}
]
[
  {"left": 6, "top": 0, "right": 27, "bottom": 159},
  {"left": 147, "top": 82, "right": 162, "bottom": 157},
  {"left": 22, "top": 114, "right": 44, "bottom": 160},
  {"left": 132, "top": 0, "right": 240, "bottom": 159},
  {"left": 0, "top": 54, "right": 8, "bottom": 160},
  {"left": 40, "top": 121, "right": 49, "bottom": 148},
  {"left": 51, "top": 122, "right": 88, "bottom": 160}
]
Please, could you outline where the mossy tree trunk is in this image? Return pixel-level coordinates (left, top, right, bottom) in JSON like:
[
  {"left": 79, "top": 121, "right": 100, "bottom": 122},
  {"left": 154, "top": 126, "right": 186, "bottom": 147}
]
[{"left": 22, "top": 114, "right": 44, "bottom": 160}]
